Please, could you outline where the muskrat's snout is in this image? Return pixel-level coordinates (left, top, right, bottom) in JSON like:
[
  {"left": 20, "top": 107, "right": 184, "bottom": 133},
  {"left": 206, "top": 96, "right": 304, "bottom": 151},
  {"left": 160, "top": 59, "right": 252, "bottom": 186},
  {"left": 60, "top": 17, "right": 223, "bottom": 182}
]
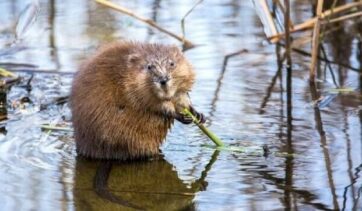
[
  {"left": 159, "top": 76, "right": 170, "bottom": 86},
  {"left": 153, "top": 75, "right": 171, "bottom": 89},
  {"left": 153, "top": 75, "right": 175, "bottom": 101}
]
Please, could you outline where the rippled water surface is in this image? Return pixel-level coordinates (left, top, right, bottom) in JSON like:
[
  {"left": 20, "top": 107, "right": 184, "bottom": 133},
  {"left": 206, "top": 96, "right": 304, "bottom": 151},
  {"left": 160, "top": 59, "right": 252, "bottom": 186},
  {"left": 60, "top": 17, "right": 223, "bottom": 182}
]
[{"left": 0, "top": 0, "right": 361, "bottom": 210}]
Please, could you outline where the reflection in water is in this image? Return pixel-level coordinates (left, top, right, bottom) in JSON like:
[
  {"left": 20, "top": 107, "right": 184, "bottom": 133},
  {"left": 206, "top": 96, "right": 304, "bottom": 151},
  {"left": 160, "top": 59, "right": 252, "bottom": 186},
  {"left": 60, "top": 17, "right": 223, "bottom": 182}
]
[
  {"left": 283, "top": 50, "right": 294, "bottom": 210},
  {"left": 310, "top": 82, "right": 339, "bottom": 210},
  {"left": 259, "top": 44, "right": 285, "bottom": 114},
  {"left": 93, "top": 161, "right": 145, "bottom": 210},
  {"left": 74, "top": 156, "right": 195, "bottom": 210},
  {"left": 320, "top": 44, "right": 339, "bottom": 87},
  {"left": 210, "top": 49, "right": 248, "bottom": 121},
  {"left": 342, "top": 163, "right": 362, "bottom": 211},
  {"left": 191, "top": 150, "right": 220, "bottom": 192},
  {"left": 342, "top": 109, "right": 357, "bottom": 210},
  {"left": 74, "top": 150, "right": 220, "bottom": 210},
  {"left": 325, "top": 25, "right": 354, "bottom": 87}
]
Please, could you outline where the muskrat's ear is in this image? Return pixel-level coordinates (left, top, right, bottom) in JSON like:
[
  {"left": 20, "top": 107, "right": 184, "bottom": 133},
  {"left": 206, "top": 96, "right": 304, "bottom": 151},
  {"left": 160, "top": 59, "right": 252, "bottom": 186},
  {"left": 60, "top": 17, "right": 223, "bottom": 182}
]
[
  {"left": 170, "top": 45, "right": 182, "bottom": 58},
  {"left": 127, "top": 54, "right": 140, "bottom": 67}
]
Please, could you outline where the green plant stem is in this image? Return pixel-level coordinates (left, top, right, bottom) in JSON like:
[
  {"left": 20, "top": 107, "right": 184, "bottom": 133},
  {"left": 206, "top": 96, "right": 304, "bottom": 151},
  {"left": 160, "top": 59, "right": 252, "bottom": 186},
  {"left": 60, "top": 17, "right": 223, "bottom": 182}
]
[
  {"left": 41, "top": 124, "right": 73, "bottom": 131},
  {"left": 182, "top": 108, "right": 225, "bottom": 147},
  {"left": 0, "top": 67, "right": 18, "bottom": 78}
]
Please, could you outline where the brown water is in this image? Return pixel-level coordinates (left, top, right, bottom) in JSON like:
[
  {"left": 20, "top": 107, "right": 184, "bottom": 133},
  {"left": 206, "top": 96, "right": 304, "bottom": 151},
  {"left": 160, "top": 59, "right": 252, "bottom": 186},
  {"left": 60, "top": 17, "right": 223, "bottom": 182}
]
[{"left": 0, "top": 0, "right": 361, "bottom": 210}]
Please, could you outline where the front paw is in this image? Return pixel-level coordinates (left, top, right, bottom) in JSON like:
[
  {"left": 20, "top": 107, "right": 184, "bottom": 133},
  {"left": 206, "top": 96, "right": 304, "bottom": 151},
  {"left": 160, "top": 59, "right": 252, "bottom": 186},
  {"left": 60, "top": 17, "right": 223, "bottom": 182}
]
[
  {"left": 176, "top": 113, "right": 193, "bottom": 124},
  {"left": 194, "top": 112, "right": 206, "bottom": 124},
  {"left": 190, "top": 106, "right": 206, "bottom": 124}
]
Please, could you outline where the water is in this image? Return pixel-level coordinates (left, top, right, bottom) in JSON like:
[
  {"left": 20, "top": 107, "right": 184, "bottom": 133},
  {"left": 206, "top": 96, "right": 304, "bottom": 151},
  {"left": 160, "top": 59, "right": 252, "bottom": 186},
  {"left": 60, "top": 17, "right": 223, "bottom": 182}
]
[{"left": 0, "top": 0, "right": 361, "bottom": 210}]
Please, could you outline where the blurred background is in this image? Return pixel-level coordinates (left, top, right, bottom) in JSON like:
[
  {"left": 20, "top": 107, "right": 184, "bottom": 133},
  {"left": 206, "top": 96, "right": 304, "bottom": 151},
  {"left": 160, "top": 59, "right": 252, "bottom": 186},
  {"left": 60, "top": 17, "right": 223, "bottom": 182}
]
[{"left": 0, "top": 0, "right": 361, "bottom": 210}]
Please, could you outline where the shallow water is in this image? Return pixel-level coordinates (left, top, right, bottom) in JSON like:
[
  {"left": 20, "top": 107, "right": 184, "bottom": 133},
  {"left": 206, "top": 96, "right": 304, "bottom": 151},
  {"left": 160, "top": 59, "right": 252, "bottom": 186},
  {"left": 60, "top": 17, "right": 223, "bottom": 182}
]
[{"left": 0, "top": 0, "right": 361, "bottom": 210}]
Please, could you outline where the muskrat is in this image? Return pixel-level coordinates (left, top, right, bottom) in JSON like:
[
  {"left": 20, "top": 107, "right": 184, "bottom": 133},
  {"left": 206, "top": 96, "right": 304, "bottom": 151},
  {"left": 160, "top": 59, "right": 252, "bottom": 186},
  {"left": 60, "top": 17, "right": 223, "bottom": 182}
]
[{"left": 70, "top": 41, "right": 205, "bottom": 160}]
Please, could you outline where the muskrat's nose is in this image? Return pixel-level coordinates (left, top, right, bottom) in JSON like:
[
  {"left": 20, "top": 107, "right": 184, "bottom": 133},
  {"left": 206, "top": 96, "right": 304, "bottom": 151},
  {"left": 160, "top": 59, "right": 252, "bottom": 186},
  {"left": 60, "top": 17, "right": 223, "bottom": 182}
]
[{"left": 159, "top": 77, "right": 170, "bottom": 86}]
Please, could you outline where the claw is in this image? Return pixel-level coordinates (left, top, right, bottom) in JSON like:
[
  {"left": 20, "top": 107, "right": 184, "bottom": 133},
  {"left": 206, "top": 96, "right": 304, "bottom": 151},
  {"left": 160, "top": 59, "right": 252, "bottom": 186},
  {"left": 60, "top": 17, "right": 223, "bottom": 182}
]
[
  {"left": 189, "top": 106, "right": 206, "bottom": 124},
  {"left": 198, "top": 113, "right": 206, "bottom": 124},
  {"left": 176, "top": 114, "right": 193, "bottom": 124}
]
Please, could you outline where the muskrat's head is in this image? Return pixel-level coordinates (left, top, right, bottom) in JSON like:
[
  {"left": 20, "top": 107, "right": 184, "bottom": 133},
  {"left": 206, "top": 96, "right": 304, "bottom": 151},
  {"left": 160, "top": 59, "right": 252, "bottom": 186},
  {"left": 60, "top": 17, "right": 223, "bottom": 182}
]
[{"left": 125, "top": 43, "right": 195, "bottom": 112}]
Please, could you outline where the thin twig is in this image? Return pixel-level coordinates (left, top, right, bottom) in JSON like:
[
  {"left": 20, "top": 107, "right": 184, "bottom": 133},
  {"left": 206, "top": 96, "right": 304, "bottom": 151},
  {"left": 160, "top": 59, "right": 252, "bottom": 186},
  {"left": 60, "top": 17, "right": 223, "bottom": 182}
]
[
  {"left": 320, "top": 44, "right": 338, "bottom": 88},
  {"left": 95, "top": 0, "right": 195, "bottom": 49},
  {"left": 327, "top": 11, "right": 362, "bottom": 24},
  {"left": 181, "top": 0, "right": 203, "bottom": 48}
]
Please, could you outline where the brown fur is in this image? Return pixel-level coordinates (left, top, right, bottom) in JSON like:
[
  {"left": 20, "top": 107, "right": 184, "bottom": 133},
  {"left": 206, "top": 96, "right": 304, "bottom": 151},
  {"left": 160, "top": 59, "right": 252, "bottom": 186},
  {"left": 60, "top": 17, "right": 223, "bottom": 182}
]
[{"left": 70, "top": 41, "right": 195, "bottom": 160}]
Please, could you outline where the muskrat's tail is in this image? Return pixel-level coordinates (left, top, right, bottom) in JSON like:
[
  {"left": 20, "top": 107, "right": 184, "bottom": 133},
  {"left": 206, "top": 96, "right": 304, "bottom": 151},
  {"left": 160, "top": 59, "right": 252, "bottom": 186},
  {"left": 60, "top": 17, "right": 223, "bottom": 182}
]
[{"left": 94, "top": 161, "right": 145, "bottom": 210}]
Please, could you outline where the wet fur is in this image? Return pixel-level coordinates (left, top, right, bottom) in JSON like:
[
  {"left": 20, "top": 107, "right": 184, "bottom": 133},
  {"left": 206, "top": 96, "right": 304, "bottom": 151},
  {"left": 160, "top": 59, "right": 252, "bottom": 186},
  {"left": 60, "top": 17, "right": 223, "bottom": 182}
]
[{"left": 70, "top": 41, "right": 195, "bottom": 160}]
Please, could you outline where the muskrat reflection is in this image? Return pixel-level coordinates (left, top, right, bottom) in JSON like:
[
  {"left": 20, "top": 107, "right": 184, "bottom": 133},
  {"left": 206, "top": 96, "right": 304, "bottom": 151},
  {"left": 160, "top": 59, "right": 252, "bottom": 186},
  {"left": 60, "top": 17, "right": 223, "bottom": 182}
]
[{"left": 73, "top": 152, "right": 219, "bottom": 210}]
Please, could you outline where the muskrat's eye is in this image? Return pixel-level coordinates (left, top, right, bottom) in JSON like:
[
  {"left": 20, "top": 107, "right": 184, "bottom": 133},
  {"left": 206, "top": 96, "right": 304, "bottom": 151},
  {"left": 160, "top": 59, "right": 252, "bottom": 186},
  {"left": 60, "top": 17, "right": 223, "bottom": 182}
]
[
  {"left": 147, "top": 64, "right": 153, "bottom": 71},
  {"left": 169, "top": 60, "right": 176, "bottom": 69}
]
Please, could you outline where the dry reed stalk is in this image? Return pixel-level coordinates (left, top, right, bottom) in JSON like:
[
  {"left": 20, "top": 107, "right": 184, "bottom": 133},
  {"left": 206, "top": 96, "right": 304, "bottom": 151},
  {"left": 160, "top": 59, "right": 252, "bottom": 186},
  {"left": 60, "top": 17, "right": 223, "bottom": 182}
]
[
  {"left": 292, "top": 15, "right": 361, "bottom": 49},
  {"left": 269, "top": 1, "right": 362, "bottom": 42},
  {"left": 274, "top": 0, "right": 294, "bottom": 27},
  {"left": 95, "top": 0, "right": 195, "bottom": 48},
  {"left": 327, "top": 11, "right": 362, "bottom": 24},
  {"left": 255, "top": 0, "right": 279, "bottom": 42},
  {"left": 293, "top": 2, "right": 361, "bottom": 32},
  {"left": 284, "top": 0, "right": 291, "bottom": 67},
  {"left": 310, "top": 0, "right": 324, "bottom": 82}
]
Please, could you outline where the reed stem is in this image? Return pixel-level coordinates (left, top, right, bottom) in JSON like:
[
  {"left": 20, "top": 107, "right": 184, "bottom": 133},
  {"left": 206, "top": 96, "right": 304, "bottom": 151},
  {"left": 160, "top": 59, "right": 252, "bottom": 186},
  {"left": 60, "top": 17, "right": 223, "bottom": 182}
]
[
  {"left": 310, "top": 0, "right": 324, "bottom": 82},
  {"left": 182, "top": 108, "right": 225, "bottom": 147}
]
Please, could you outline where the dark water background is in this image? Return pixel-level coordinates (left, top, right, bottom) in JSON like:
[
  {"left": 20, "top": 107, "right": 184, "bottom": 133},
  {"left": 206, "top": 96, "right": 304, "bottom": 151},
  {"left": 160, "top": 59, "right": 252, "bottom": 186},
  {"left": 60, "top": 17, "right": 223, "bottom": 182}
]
[{"left": 0, "top": 0, "right": 361, "bottom": 210}]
